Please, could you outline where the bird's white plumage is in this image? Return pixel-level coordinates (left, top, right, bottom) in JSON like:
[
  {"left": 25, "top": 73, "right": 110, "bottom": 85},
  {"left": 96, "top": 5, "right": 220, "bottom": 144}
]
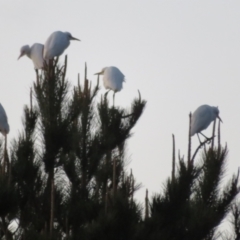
[
  {"left": 0, "top": 103, "right": 9, "bottom": 136},
  {"left": 43, "top": 31, "right": 80, "bottom": 59},
  {"left": 191, "top": 105, "right": 221, "bottom": 136},
  {"left": 98, "top": 66, "right": 125, "bottom": 92},
  {"left": 18, "top": 43, "right": 44, "bottom": 69}
]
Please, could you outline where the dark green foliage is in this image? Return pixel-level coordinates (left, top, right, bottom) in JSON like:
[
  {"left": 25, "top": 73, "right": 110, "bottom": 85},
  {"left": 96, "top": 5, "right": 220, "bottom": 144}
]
[
  {"left": 0, "top": 58, "right": 239, "bottom": 240},
  {"left": 11, "top": 105, "right": 44, "bottom": 235},
  {"left": 229, "top": 203, "right": 240, "bottom": 240},
  {"left": 34, "top": 59, "right": 72, "bottom": 173},
  {"left": 138, "top": 146, "right": 239, "bottom": 240},
  {"left": 3, "top": 59, "right": 146, "bottom": 240}
]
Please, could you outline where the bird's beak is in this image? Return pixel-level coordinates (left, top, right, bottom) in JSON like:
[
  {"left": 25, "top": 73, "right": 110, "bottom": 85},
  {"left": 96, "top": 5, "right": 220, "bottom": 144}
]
[
  {"left": 17, "top": 52, "right": 24, "bottom": 60},
  {"left": 217, "top": 116, "right": 223, "bottom": 123},
  {"left": 71, "top": 36, "right": 80, "bottom": 41},
  {"left": 94, "top": 71, "right": 102, "bottom": 75}
]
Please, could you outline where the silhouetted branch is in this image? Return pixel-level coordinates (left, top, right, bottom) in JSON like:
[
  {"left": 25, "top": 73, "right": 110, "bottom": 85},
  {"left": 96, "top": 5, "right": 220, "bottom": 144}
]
[
  {"left": 172, "top": 134, "right": 175, "bottom": 181},
  {"left": 188, "top": 112, "right": 192, "bottom": 167},
  {"left": 211, "top": 119, "right": 216, "bottom": 149},
  {"left": 191, "top": 136, "right": 214, "bottom": 164}
]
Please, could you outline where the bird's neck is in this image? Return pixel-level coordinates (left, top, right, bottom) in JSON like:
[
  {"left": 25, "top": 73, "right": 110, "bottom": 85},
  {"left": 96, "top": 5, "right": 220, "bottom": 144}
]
[{"left": 25, "top": 48, "right": 31, "bottom": 58}]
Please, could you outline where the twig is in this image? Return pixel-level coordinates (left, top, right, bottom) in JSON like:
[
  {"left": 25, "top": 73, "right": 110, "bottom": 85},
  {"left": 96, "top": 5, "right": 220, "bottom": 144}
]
[
  {"left": 120, "top": 90, "right": 142, "bottom": 119},
  {"left": 121, "top": 113, "right": 134, "bottom": 119},
  {"left": 30, "top": 87, "right": 33, "bottom": 114},
  {"left": 145, "top": 189, "right": 149, "bottom": 220},
  {"left": 2, "top": 135, "right": 7, "bottom": 176},
  {"left": 211, "top": 120, "right": 216, "bottom": 149},
  {"left": 188, "top": 113, "right": 192, "bottom": 167},
  {"left": 218, "top": 119, "right": 221, "bottom": 149},
  {"left": 191, "top": 137, "right": 214, "bottom": 164},
  {"left": 84, "top": 62, "right": 87, "bottom": 81},
  {"left": 50, "top": 174, "right": 55, "bottom": 238},
  {"left": 36, "top": 69, "right": 40, "bottom": 86},
  {"left": 137, "top": 90, "right": 141, "bottom": 102},
  {"left": 90, "top": 74, "right": 100, "bottom": 102},
  {"left": 113, "top": 157, "right": 116, "bottom": 199},
  {"left": 172, "top": 134, "right": 175, "bottom": 181},
  {"left": 62, "top": 55, "right": 67, "bottom": 84}
]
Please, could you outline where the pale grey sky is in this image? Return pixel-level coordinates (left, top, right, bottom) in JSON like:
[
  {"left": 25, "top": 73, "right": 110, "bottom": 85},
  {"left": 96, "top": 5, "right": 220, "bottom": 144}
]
[{"left": 0, "top": 1, "right": 240, "bottom": 202}]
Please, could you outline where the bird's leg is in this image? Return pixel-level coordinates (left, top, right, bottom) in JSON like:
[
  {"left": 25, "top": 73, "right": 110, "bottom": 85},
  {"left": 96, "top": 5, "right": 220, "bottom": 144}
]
[
  {"left": 104, "top": 90, "right": 110, "bottom": 102},
  {"left": 200, "top": 132, "right": 212, "bottom": 144},
  {"left": 197, "top": 134, "right": 209, "bottom": 154},
  {"left": 113, "top": 92, "right": 116, "bottom": 107},
  {"left": 197, "top": 133, "right": 203, "bottom": 146}
]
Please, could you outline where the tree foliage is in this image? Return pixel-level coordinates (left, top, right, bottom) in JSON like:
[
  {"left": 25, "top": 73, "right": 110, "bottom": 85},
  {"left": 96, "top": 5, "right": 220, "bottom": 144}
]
[{"left": 0, "top": 58, "right": 238, "bottom": 240}]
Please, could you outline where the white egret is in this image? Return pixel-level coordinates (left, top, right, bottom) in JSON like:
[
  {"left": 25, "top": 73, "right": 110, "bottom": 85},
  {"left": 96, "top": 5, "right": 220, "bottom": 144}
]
[
  {"left": 18, "top": 43, "right": 44, "bottom": 69},
  {"left": 43, "top": 31, "right": 80, "bottom": 59},
  {"left": 0, "top": 103, "right": 9, "bottom": 136},
  {"left": 191, "top": 104, "right": 222, "bottom": 142},
  {"left": 94, "top": 66, "right": 125, "bottom": 105}
]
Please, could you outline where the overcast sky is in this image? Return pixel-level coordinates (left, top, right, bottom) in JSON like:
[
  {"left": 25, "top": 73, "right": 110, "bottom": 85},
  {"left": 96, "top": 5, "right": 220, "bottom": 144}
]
[{"left": 0, "top": 1, "right": 240, "bottom": 203}]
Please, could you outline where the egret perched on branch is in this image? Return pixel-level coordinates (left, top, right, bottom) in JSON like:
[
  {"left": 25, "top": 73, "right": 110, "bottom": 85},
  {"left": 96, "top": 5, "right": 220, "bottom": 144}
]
[
  {"left": 43, "top": 31, "right": 80, "bottom": 60},
  {"left": 0, "top": 103, "right": 9, "bottom": 136},
  {"left": 18, "top": 43, "right": 44, "bottom": 69},
  {"left": 94, "top": 66, "right": 125, "bottom": 105},
  {"left": 191, "top": 104, "right": 222, "bottom": 143}
]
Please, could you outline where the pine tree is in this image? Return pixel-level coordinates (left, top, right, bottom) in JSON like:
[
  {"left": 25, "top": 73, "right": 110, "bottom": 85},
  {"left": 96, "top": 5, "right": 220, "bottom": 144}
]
[
  {"left": 0, "top": 57, "right": 239, "bottom": 240},
  {"left": 137, "top": 117, "right": 240, "bottom": 240},
  {"left": 4, "top": 57, "right": 146, "bottom": 239}
]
